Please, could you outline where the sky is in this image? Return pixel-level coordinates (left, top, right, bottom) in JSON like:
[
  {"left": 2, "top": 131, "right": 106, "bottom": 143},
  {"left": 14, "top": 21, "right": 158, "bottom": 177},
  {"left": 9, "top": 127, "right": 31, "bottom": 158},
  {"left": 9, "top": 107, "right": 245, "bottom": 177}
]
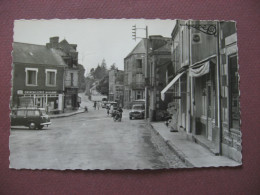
[{"left": 14, "top": 19, "right": 176, "bottom": 74}]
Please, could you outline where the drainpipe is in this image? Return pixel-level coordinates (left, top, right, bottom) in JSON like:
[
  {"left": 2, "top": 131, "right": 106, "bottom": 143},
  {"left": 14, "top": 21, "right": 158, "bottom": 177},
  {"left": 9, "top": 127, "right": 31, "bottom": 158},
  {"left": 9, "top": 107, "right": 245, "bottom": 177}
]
[
  {"left": 145, "top": 26, "right": 149, "bottom": 120},
  {"left": 186, "top": 20, "right": 192, "bottom": 134},
  {"left": 216, "top": 21, "right": 222, "bottom": 155}
]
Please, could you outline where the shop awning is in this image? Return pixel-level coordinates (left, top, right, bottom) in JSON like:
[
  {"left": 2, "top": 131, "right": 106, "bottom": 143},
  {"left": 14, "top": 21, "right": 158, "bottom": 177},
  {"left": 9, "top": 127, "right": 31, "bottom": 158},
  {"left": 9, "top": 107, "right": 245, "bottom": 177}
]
[
  {"left": 189, "top": 61, "right": 210, "bottom": 77},
  {"left": 161, "top": 71, "right": 185, "bottom": 101}
]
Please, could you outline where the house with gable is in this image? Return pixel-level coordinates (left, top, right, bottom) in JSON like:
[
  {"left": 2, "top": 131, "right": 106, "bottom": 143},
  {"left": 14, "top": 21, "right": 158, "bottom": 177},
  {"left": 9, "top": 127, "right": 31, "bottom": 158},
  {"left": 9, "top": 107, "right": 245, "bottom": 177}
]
[
  {"left": 11, "top": 42, "right": 66, "bottom": 113},
  {"left": 123, "top": 39, "right": 147, "bottom": 108},
  {"left": 46, "top": 37, "right": 80, "bottom": 110}
]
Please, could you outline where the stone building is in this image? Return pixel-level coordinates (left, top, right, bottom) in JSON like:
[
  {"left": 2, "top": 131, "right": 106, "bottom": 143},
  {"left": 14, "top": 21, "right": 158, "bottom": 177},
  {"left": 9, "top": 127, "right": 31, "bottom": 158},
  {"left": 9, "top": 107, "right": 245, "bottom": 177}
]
[
  {"left": 46, "top": 37, "right": 80, "bottom": 110},
  {"left": 109, "top": 69, "right": 124, "bottom": 106},
  {"left": 161, "top": 20, "right": 241, "bottom": 163},
  {"left": 147, "top": 36, "right": 172, "bottom": 121},
  {"left": 11, "top": 42, "right": 66, "bottom": 113},
  {"left": 124, "top": 39, "right": 147, "bottom": 108}
]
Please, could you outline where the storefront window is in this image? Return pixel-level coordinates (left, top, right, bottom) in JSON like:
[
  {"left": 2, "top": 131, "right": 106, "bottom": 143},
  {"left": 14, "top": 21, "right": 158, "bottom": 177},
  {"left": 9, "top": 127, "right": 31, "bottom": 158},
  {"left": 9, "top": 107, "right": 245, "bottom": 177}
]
[{"left": 229, "top": 54, "right": 240, "bottom": 129}]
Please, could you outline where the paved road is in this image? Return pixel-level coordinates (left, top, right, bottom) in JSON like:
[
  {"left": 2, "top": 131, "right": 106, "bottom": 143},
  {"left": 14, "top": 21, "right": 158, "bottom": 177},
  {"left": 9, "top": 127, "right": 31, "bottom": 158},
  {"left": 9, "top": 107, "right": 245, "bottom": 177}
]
[{"left": 10, "top": 106, "right": 171, "bottom": 170}]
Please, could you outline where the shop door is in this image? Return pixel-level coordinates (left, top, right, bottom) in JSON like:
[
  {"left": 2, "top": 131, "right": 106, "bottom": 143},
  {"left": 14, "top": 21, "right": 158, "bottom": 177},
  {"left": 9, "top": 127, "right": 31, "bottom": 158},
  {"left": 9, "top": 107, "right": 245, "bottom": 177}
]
[{"left": 207, "top": 83, "right": 213, "bottom": 140}]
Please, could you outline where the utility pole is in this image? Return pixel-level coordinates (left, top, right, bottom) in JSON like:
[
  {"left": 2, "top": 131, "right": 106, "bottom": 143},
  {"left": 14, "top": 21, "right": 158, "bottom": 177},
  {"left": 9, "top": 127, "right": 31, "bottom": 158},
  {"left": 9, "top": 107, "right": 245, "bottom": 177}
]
[{"left": 132, "top": 25, "right": 149, "bottom": 119}]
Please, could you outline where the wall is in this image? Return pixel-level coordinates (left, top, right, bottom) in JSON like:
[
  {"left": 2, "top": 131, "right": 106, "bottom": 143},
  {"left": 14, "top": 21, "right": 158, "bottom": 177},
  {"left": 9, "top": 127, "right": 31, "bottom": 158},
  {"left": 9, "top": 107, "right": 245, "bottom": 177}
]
[{"left": 64, "top": 69, "right": 79, "bottom": 88}]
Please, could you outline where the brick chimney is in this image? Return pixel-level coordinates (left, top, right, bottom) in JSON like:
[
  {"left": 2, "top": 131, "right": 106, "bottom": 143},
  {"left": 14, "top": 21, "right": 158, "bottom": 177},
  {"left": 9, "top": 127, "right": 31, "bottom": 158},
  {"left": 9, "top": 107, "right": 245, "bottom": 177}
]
[{"left": 47, "top": 36, "right": 59, "bottom": 49}]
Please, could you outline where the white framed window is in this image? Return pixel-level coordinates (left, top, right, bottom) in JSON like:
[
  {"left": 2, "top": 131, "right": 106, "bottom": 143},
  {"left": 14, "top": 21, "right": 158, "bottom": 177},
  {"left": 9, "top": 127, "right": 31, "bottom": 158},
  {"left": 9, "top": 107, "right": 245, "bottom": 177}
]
[
  {"left": 25, "top": 68, "right": 38, "bottom": 86},
  {"left": 45, "top": 69, "right": 57, "bottom": 87}
]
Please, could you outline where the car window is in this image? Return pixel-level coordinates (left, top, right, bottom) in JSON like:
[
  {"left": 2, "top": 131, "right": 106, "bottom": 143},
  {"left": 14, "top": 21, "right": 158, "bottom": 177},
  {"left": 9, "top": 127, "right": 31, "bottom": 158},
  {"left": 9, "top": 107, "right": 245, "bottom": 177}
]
[
  {"left": 17, "top": 110, "right": 26, "bottom": 116},
  {"left": 133, "top": 105, "right": 144, "bottom": 110},
  {"left": 27, "top": 110, "right": 35, "bottom": 116}
]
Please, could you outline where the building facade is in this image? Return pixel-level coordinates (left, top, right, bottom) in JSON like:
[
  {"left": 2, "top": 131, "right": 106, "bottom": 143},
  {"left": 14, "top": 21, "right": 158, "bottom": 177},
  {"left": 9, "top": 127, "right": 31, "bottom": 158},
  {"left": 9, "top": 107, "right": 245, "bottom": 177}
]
[
  {"left": 161, "top": 20, "right": 241, "bottom": 163},
  {"left": 147, "top": 36, "right": 172, "bottom": 121},
  {"left": 124, "top": 39, "right": 147, "bottom": 109},
  {"left": 46, "top": 37, "right": 80, "bottom": 110},
  {"left": 12, "top": 42, "right": 66, "bottom": 113},
  {"left": 109, "top": 69, "right": 124, "bottom": 106}
]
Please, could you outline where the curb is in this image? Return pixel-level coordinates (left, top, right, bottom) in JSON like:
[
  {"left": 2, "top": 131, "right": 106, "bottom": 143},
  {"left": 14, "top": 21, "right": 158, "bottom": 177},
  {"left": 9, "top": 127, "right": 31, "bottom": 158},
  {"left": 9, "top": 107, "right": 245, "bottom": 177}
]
[
  {"left": 50, "top": 110, "right": 86, "bottom": 119},
  {"left": 149, "top": 123, "right": 194, "bottom": 168}
]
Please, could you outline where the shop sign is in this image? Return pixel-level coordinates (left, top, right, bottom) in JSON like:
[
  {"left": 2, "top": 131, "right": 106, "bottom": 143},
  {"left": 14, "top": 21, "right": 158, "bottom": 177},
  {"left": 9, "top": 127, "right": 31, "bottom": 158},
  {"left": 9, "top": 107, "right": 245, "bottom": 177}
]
[
  {"left": 45, "top": 91, "right": 57, "bottom": 94},
  {"left": 24, "top": 90, "right": 44, "bottom": 95},
  {"left": 23, "top": 90, "right": 57, "bottom": 95},
  {"left": 17, "top": 90, "right": 23, "bottom": 95}
]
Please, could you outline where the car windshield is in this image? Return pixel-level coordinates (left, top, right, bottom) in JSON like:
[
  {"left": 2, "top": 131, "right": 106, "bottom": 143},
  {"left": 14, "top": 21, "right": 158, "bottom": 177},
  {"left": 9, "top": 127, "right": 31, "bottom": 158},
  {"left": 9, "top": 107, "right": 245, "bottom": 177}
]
[{"left": 133, "top": 105, "right": 144, "bottom": 110}]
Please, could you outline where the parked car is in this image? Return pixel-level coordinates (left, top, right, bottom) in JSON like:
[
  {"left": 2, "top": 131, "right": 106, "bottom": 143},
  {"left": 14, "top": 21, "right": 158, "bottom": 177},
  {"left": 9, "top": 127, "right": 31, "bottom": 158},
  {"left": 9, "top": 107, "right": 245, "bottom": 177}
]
[
  {"left": 10, "top": 107, "right": 51, "bottom": 130},
  {"left": 129, "top": 104, "right": 145, "bottom": 120}
]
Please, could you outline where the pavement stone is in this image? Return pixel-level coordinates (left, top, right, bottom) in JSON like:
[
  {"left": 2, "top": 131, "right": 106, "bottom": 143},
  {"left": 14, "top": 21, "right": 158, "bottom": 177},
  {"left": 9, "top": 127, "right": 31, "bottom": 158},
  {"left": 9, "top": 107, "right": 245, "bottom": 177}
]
[
  {"left": 149, "top": 122, "right": 241, "bottom": 168},
  {"left": 49, "top": 109, "right": 86, "bottom": 119}
]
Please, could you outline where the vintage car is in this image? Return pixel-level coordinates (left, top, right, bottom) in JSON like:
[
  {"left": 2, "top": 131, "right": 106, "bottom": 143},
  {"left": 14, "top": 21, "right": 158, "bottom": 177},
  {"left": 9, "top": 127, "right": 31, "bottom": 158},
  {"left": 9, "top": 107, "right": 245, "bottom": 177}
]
[
  {"left": 129, "top": 104, "right": 145, "bottom": 120},
  {"left": 10, "top": 107, "right": 51, "bottom": 130}
]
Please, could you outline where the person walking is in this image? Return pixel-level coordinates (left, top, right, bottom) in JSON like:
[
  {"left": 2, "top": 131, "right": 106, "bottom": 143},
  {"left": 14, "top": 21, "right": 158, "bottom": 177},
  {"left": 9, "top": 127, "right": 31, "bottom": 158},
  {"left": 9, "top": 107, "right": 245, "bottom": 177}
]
[
  {"left": 106, "top": 104, "right": 110, "bottom": 116},
  {"left": 97, "top": 101, "right": 100, "bottom": 110},
  {"left": 93, "top": 101, "right": 97, "bottom": 110}
]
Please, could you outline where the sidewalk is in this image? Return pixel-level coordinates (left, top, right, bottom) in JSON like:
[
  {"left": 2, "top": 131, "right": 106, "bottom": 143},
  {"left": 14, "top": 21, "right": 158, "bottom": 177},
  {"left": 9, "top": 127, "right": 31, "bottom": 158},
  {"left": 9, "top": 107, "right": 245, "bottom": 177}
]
[
  {"left": 149, "top": 122, "right": 241, "bottom": 168},
  {"left": 49, "top": 108, "right": 86, "bottom": 119}
]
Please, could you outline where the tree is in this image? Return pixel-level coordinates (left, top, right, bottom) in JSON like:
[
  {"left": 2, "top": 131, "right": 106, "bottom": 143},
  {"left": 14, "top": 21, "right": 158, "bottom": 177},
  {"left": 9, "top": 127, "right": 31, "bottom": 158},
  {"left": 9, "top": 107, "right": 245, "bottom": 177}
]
[
  {"left": 78, "top": 64, "right": 86, "bottom": 92},
  {"left": 110, "top": 63, "right": 117, "bottom": 70},
  {"left": 101, "top": 59, "right": 107, "bottom": 69},
  {"left": 96, "top": 75, "right": 109, "bottom": 95}
]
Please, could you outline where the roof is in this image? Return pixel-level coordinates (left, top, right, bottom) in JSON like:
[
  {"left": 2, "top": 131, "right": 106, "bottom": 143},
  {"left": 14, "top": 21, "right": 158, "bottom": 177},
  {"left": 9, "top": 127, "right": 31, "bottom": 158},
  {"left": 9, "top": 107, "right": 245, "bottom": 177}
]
[
  {"left": 13, "top": 42, "right": 66, "bottom": 66},
  {"left": 58, "top": 39, "right": 77, "bottom": 53},
  {"left": 153, "top": 41, "right": 171, "bottom": 53},
  {"left": 125, "top": 39, "right": 148, "bottom": 59}
]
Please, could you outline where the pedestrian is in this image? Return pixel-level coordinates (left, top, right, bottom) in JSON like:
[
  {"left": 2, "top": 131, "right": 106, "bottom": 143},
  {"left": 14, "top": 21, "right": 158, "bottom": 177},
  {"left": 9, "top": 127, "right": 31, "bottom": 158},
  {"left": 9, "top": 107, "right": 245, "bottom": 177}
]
[
  {"left": 97, "top": 101, "right": 100, "bottom": 110},
  {"left": 170, "top": 104, "right": 179, "bottom": 132},
  {"left": 110, "top": 104, "right": 114, "bottom": 116},
  {"left": 93, "top": 101, "right": 97, "bottom": 110},
  {"left": 106, "top": 104, "right": 110, "bottom": 116}
]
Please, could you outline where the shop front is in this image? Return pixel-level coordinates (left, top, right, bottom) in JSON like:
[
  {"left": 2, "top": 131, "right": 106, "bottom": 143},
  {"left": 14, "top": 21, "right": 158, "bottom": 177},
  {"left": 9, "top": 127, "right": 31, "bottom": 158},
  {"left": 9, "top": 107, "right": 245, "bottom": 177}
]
[
  {"left": 64, "top": 88, "right": 79, "bottom": 110},
  {"left": 16, "top": 90, "right": 64, "bottom": 114}
]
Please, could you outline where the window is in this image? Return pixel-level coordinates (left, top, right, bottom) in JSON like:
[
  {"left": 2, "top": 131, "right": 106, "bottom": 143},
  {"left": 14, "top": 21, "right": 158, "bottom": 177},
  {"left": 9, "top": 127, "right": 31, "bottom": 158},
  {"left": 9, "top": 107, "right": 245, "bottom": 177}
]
[
  {"left": 25, "top": 68, "right": 38, "bottom": 86},
  {"left": 136, "top": 91, "right": 142, "bottom": 100},
  {"left": 27, "top": 110, "right": 40, "bottom": 116},
  {"left": 46, "top": 69, "right": 57, "bottom": 86},
  {"left": 17, "top": 110, "right": 26, "bottom": 116},
  {"left": 229, "top": 54, "right": 239, "bottom": 129},
  {"left": 71, "top": 73, "right": 74, "bottom": 86},
  {"left": 136, "top": 59, "right": 142, "bottom": 69}
]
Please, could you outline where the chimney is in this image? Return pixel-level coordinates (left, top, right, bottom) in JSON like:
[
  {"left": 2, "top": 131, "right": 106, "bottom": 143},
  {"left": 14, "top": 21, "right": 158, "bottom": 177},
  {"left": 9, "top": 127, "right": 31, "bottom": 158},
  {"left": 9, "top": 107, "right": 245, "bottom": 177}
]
[{"left": 49, "top": 36, "right": 59, "bottom": 49}]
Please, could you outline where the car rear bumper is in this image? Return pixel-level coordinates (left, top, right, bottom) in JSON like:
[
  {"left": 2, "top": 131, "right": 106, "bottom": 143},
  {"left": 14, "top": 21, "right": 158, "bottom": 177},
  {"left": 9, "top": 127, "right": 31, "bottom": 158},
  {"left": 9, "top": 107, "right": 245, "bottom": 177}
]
[
  {"left": 40, "top": 122, "right": 52, "bottom": 126},
  {"left": 130, "top": 113, "right": 144, "bottom": 118}
]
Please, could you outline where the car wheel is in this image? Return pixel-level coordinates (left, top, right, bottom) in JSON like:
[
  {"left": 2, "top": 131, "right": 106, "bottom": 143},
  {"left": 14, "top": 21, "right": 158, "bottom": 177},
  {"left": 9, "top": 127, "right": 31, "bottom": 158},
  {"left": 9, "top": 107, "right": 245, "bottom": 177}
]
[
  {"left": 129, "top": 116, "right": 132, "bottom": 120},
  {"left": 38, "top": 125, "right": 44, "bottom": 130},
  {"left": 29, "top": 122, "right": 36, "bottom": 130}
]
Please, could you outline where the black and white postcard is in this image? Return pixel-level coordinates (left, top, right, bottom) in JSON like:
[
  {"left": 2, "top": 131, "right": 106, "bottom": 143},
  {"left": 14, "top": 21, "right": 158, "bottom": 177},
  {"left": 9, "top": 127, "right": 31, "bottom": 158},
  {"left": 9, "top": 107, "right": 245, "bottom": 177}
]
[{"left": 10, "top": 19, "right": 241, "bottom": 170}]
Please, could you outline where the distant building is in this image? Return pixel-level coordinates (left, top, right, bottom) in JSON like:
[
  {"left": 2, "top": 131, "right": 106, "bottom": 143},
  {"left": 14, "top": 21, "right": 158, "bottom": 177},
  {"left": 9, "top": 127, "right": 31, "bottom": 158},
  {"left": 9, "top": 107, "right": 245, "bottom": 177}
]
[
  {"left": 109, "top": 69, "right": 124, "bottom": 106},
  {"left": 11, "top": 42, "right": 66, "bottom": 113},
  {"left": 124, "top": 39, "right": 147, "bottom": 108},
  {"left": 46, "top": 37, "right": 81, "bottom": 110}
]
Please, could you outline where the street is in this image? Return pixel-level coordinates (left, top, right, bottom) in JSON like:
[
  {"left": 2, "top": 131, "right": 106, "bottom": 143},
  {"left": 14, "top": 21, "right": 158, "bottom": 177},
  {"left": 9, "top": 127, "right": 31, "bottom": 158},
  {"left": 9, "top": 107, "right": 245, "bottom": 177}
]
[{"left": 10, "top": 97, "right": 186, "bottom": 170}]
